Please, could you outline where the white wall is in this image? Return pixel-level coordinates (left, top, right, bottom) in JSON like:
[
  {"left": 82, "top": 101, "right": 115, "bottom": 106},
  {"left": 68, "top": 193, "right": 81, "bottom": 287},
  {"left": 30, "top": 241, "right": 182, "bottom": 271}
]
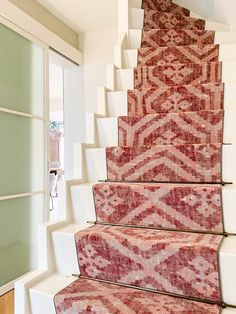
[
  {"left": 174, "top": 0, "right": 236, "bottom": 25},
  {"left": 79, "top": 27, "right": 118, "bottom": 113},
  {"left": 64, "top": 66, "right": 85, "bottom": 180}
]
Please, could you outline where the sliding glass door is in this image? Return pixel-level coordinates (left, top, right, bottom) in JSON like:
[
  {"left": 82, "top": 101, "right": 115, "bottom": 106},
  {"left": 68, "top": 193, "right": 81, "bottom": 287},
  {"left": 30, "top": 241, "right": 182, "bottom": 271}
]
[{"left": 0, "top": 21, "right": 47, "bottom": 287}]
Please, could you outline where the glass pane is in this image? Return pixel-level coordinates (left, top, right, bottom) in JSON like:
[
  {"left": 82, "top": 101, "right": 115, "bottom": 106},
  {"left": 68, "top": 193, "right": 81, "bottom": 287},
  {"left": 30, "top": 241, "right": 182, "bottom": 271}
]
[
  {"left": 0, "top": 112, "right": 44, "bottom": 196},
  {"left": 0, "top": 194, "right": 44, "bottom": 286},
  {"left": 0, "top": 23, "right": 44, "bottom": 116}
]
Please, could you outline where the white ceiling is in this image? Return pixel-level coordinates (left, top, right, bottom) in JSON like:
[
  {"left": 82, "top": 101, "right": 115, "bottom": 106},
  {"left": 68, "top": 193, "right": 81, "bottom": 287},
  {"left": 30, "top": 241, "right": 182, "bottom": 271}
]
[{"left": 36, "top": 0, "right": 118, "bottom": 33}]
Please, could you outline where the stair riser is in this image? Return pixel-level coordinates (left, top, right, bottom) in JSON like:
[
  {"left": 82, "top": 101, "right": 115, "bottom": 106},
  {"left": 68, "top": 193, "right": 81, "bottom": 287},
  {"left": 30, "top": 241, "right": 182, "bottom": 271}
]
[
  {"left": 107, "top": 84, "right": 236, "bottom": 117},
  {"left": 96, "top": 111, "right": 236, "bottom": 148},
  {"left": 129, "top": 30, "right": 236, "bottom": 49},
  {"left": 123, "top": 45, "right": 236, "bottom": 69},
  {"left": 129, "top": 8, "right": 230, "bottom": 31},
  {"left": 115, "top": 63, "right": 236, "bottom": 91},
  {"left": 70, "top": 184, "right": 236, "bottom": 234},
  {"left": 50, "top": 224, "right": 236, "bottom": 306}
]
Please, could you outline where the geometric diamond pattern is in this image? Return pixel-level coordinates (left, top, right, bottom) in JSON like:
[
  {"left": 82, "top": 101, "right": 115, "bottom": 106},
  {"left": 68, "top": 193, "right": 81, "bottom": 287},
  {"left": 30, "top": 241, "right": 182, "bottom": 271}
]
[
  {"left": 75, "top": 225, "right": 223, "bottom": 302},
  {"left": 93, "top": 182, "right": 223, "bottom": 233},
  {"left": 106, "top": 144, "right": 222, "bottom": 183},
  {"left": 134, "top": 62, "right": 222, "bottom": 89},
  {"left": 142, "top": 0, "right": 190, "bottom": 16},
  {"left": 144, "top": 10, "right": 205, "bottom": 30},
  {"left": 54, "top": 278, "right": 221, "bottom": 314},
  {"left": 142, "top": 29, "right": 215, "bottom": 48},
  {"left": 118, "top": 110, "right": 224, "bottom": 146},
  {"left": 138, "top": 44, "right": 219, "bottom": 67},
  {"left": 128, "top": 83, "right": 224, "bottom": 116}
]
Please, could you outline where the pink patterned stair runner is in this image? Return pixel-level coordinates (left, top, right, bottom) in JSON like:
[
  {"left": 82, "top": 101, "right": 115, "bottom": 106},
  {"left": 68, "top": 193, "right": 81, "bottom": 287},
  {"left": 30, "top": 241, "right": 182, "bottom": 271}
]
[
  {"left": 142, "top": 0, "right": 190, "bottom": 16},
  {"left": 128, "top": 83, "right": 224, "bottom": 116},
  {"left": 134, "top": 62, "right": 222, "bottom": 89},
  {"left": 75, "top": 225, "right": 223, "bottom": 303},
  {"left": 144, "top": 10, "right": 205, "bottom": 30},
  {"left": 118, "top": 110, "right": 224, "bottom": 146},
  {"left": 55, "top": 0, "right": 226, "bottom": 312},
  {"left": 141, "top": 29, "right": 215, "bottom": 48},
  {"left": 106, "top": 144, "right": 222, "bottom": 183},
  {"left": 93, "top": 183, "right": 223, "bottom": 233},
  {"left": 138, "top": 44, "right": 219, "bottom": 66},
  {"left": 54, "top": 278, "right": 221, "bottom": 314}
]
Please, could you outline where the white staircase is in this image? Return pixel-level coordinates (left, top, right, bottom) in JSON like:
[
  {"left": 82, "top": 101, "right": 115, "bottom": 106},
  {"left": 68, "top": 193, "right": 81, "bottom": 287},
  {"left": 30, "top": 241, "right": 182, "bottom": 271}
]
[{"left": 15, "top": 1, "right": 236, "bottom": 313}]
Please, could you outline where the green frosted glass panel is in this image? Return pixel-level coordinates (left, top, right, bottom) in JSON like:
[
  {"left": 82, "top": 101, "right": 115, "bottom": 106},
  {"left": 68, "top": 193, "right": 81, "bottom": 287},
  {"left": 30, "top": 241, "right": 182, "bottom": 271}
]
[
  {"left": 0, "top": 194, "right": 44, "bottom": 286},
  {"left": 0, "top": 23, "right": 44, "bottom": 116},
  {"left": 0, "top": 112, "right": 44, "bottom": 196}
]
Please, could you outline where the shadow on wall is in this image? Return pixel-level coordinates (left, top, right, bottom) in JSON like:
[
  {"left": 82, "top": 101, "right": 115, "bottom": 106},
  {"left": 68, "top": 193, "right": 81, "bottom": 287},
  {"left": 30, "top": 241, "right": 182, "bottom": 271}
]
[{"left": 174, "top": 0, "right": 236, "bottom": 24}]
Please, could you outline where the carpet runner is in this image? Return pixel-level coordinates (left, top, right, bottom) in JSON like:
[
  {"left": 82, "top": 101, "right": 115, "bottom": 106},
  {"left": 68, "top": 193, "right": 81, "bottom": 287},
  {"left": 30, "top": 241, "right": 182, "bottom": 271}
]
[
  {"left": 138, "top": 44, "right": 219, "bottom": 66},
  {"left": 75, "top": 225, "right": 223, "bottom": 302},
  {"left": 142, "top": 0, "right": 190, "bottom": 16},
  {"left": 134, "top": 62, "right": 222, "bottom": 89},
  {"left": 106, "top": 144, "right": 222, "bottom": 183},
  {"left": 141, "top": 29, "right": 215, "bottom": 48},
  {"left": 55, "top": 0, "right": 226, "bottom": 312},
  {"left": 93, "top": 183, "right": 223, "bottom": 233},
  {"left": 54, "top": 278, "right": 221, "bottom": 314},
  {"left": 118, "top": 110, "right": 224, "bottom": 146},
  {"left": 144, "top": 10, "right": 205, "bottom": 30},
  {"left": 128, "top": 83, "right": 224, "bottom": 116}
]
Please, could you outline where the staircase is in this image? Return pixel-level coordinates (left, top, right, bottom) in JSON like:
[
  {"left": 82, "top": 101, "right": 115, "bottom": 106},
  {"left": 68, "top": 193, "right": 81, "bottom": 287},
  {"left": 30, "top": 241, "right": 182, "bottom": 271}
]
[{"left": 15, "top": 0, "right": 236, "bottom": 313}]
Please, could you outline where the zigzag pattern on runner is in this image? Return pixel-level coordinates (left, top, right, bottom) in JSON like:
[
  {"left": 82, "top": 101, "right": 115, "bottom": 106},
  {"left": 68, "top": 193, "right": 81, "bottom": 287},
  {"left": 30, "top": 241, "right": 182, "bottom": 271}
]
[
  {"left": 138, "top": 44, "right": 219, "bottom": 66},
  {"left": 93, "top": 183, "right": 223, "bottom": 233},
  {"left": 128, "top": 83, "right": 224, "bottom": 116},
  {"left": 141, "top": 29, "right": 215, "bottom": 48},
  {"left": 144, "top": 10, "right": 205, "bottom": 30}
]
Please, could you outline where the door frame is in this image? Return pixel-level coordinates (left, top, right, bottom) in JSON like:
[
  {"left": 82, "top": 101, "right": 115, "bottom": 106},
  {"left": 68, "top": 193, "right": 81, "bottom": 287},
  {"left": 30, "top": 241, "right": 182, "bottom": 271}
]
[{"left": 0, "top": 14, "right": 49, "bottom": 295}]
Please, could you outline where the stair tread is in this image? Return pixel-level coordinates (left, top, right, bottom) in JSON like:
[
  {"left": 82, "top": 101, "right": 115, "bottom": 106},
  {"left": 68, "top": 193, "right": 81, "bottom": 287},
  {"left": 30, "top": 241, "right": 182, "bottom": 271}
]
[
  {"left": 106, "top": 143, "right": 222, "bottom": 183},
  {"left": 142, "top": 0, "right": 190, "bottom": 16},
  {"left": 128, "top": 82, "right": 224, "bottom": 115},
  {"left": 142, "top": 29, "right": 215, "bottom": 48},
  {"left": 93, "top": 182, "right": 223, "bottom": 233},
  {"left": 134, "top": 61, "right": 222, "bottom": 89},
  {"left": 144, "top": 10, "right": 205, "bottom": 30},
  {"left": 118, "top": 109, "right": 224, "bottom": 146},
  {"left": 138, "top": 44, "right": 219, "bottom": 66},
  {"left": 75, "top": 224, "right": 222, "bottom": 302},
  {"left": 54, "top": 277, "right": 221, "bottom": 314}
]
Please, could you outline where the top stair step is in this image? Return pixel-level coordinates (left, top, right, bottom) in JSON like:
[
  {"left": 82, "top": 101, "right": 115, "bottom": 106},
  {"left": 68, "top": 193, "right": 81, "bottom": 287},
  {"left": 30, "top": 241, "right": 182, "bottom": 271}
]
[
  {"left": 144, "top": 10, "right": 205, "bottom": 30},
  {"left": 142, "top": 0, "right": 190, "bottom": 16}
]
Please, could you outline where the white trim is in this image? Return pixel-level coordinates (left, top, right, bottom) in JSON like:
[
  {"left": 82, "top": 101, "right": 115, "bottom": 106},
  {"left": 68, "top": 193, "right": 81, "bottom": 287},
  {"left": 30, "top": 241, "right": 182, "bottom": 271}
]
[
  {"left": 0, "top": 107, "right": 44, "bottom": 120},
  {"left": 0, "top": 0, "right": 82, "bottom": 65},
  {"left": 0, "top": 191, "right": 44, "bottom": 201}
]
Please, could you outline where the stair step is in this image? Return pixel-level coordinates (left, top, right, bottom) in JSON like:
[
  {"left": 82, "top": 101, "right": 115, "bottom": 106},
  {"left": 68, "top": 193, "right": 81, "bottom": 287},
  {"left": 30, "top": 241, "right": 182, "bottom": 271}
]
[
  {"left": 127, "top": 83, "right": 223, "bottom": 115},
  {"left": 142, "top": 29, "right": 215, "bottom": 48},
  {"left": 107, "top": 83, "right": 236, "bottom": 117},
  {"left": 115, "top": 62, "right": 236, "bottom": 91},
  {"left": 93, "top": 182, "right": 224, "bottom": 233},
  {"left": 128, "top": 30, "right": 236, "bottom": 50},
  {"left": 142, "top": 0, "right": 190, "bottom": 16},
  {"left": 129, "top": 7, "right": 230, "bottom": 31},
  {"left": 144, "top": 10, "right": 205, "bottom": 30},
  {"left": 54, "top": 277, "right": 221, "bottom": 313},
  {"left": 106, "top": 143, "right": 221, "bottom": 183},
  {"left": 123, "top": 44, "right": 236, "bottom": 69},
  {"left": 138, "top": 44, "right": 219, "bottom": 67},
  {"left": 134, "top": 62, "right": 221, "bottom": 89},
  {"left": 118, "top": 110, "right": 224, "bottom": 146},
  {"left": 76, "top": 224, "right": 222, "bottom": 302}
]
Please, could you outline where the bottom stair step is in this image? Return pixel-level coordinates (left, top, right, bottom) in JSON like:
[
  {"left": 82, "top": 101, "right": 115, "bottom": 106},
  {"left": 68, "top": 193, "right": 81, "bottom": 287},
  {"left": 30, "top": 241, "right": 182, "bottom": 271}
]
[
  {"left": 54, "top": 277, "right": 220, "bottom": 314},
  {"left": 76, "top": 225, "right": 223, "bottom": 303}
]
